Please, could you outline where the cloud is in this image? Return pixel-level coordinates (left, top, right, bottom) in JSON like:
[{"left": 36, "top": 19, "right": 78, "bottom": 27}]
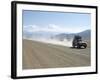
[
  {"left": 23, "top": 24, "right": 59, "bottom": 33},
  {"left": 23, "top": 25, "right": 38, "bottom": 32},
  {"left": 23, "top": 24, "right": 89, "bottom": 33},
  {"left": 47, "top": 24, "right": 60, "bottom": 29}
]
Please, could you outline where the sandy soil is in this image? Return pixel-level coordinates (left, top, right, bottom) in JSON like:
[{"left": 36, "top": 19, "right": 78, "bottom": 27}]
[{"left": 22, "top": 39, "right": 91, "bottom": 69}]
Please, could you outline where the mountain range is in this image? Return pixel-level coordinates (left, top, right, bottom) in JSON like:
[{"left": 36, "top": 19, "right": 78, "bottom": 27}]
[
  {"left": 54, "top": 30, "right": 91, "bottom": 41},
  {"left": 23, "top": 29, "right": 91, "bottom": 41}
]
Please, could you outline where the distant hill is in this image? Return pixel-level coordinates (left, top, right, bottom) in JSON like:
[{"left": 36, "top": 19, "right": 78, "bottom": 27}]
[
  {"left": 23, "top": 29, "right": 91, "bottom": 41},
  {"left": 54, "top": 30, "right": 91, "bottom": 41}
]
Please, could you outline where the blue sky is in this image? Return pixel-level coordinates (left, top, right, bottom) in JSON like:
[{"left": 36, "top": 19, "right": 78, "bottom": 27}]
[{"left": 23, "top": 10, "right": 91, "bottom": 33}]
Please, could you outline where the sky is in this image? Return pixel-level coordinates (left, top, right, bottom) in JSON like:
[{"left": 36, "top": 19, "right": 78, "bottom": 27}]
[{"left": 23, "top": 10, "right": 91, "bottom": 33}]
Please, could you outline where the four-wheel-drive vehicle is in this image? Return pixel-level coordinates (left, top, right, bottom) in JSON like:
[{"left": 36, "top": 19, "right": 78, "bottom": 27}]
[{"left": 72, "top": 35, "right": 87, "bottom": 48}]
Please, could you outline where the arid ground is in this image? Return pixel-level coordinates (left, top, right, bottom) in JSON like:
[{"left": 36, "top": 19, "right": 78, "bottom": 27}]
[{"left": 22, "top": 39, "right": 91, "bottom": 69}]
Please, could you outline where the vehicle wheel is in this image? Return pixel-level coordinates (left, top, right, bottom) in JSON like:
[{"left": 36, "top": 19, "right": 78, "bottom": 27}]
[
  {"left": 77, "top": 45, "right": 81, "bottom": 48},
  {"left": 83, "top": 43, "right": 87, "bottom": 48},
  {"left": 72, "top": 43, "right": 75, "bottom": 48}
]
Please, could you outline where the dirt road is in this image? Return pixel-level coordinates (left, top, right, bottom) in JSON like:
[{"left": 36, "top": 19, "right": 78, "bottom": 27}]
[{"left": 22, "top": 39, "right": 91, "bottom": 69}]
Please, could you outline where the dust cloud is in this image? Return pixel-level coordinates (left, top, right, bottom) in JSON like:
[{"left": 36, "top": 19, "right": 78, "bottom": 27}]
[{"left": 25, "top": 38, "right": 73, "bottom": 47}]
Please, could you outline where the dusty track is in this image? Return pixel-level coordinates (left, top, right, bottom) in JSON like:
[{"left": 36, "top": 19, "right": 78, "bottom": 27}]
[{"left": 22, "top": 39, "right": 90, "bottom": 69}]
